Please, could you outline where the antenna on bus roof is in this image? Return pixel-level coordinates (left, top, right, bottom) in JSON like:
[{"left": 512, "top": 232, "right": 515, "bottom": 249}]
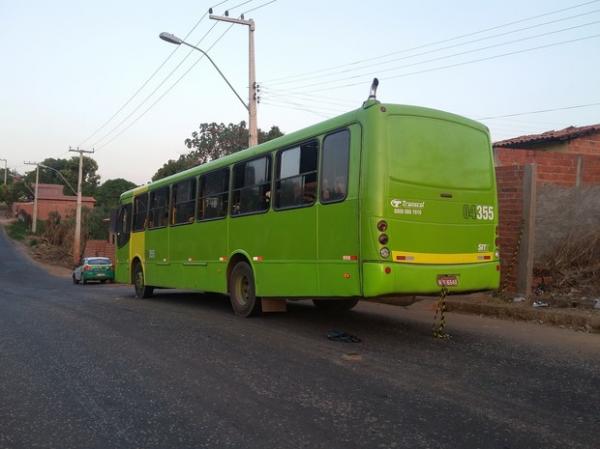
[
  {"left": 368, "top": 78, "right": 379, "bottom": 101},
  {"left": 363, "top": 78, "right": 380, "bottom": 109}
]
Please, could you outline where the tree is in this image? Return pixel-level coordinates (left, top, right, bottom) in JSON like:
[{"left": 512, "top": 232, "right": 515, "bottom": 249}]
[
  {"left": 152, "top": 121, "right": 284, "bottom": 181},
  {"left": 23, "top": 156, "right": 100, "bottom": 196},
  {"left": 95, "top": 178, "right": 137, "bottom": 210}
]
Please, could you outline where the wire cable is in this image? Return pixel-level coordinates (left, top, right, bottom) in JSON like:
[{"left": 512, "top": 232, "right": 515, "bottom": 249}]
[
  {"left": 91, "top": 22, "right": 220, "bottom": 148},
  {"left": 266, "top": 20, "right": 600, "bottom": 92},
  {"left": 266, "top": 8, "right": 600, "bottom": 87},
  {"left": 261, "top": 0, "right": 600, "bottom": 84},
  {"left": 285, "top": 32, "right": 600, "bottom": 94},
  {"left": 476, "top": 102, "right": 600, "bottom": 120},
  {"left": 242, "top": 0, "right": 278, "bottom": 15},
  {"left": 96, "top": 24, "right": 236, "bottom": 150},
  {"left": 78, "top": 0, "right": 230, "bottom": 147},
  {"left": 260, "top": 101, "right": 333, "bottom": 119}
]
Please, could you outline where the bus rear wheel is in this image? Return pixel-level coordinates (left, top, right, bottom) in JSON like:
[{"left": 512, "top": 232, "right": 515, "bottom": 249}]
[
  {"left": 313, "top": 298, "right": 359, "bottom": 313},
  {"left": 133, "top": 262, "right": 154, "bottom": 299},
  {"left": 229, "top": 262, "right": 261, "bottom": 317}
]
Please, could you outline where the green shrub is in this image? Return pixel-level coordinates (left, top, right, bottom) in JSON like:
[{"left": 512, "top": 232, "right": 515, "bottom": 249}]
[{"left": 6, "top": 221, "right": 28, "bottom": 241}]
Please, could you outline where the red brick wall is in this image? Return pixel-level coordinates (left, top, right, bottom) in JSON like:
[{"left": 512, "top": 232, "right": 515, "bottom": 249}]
[
  {"left": 12, "top": 199, "right": 95, "bottom": 221},
  {"left": 84, "top": 240, "right": 115, "bottom": 262},
  {"left": 495, "top": 148, "right": 600, "bottom": 187},
  {"left": 567, "top": 130, "right": 600, "bottom": 155},
  {"left": 495, "top": 165, "right": 526, "bottom": 293}
]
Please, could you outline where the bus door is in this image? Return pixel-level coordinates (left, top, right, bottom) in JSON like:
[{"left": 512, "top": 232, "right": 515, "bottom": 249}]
[
  {"left": 114, "top": 203, "right": 132, "bottom": 283},
  {"left": 145, "top": 186, "right": 171, "bottom": 286},
  {"left": 317, "top": 124, "right": 362, "bottom": 296}
]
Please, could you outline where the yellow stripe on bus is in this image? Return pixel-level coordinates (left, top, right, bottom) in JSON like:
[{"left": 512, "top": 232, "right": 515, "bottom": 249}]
[{"left": 391, "top": 251, "right": 495, "bottom": 264}]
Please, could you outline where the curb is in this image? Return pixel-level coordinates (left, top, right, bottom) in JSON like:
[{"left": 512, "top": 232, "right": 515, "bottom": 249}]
[{"left": 444, "top": 299, "right": 600, "bottom": 333}]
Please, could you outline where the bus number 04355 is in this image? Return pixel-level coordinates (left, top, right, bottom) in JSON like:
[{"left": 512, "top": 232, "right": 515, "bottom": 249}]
[{"left": 463, "top": 204, "right": 494, "bottom": 221}]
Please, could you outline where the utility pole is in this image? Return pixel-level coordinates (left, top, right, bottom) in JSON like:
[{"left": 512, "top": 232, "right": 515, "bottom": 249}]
[
  {"left": 209, "top": 12, "right": 258, "bottom": 147},
  {"left": 0, "top": 159, "right": 7, "bottom": 185},
  {"left": 24, "top": 161, "right": 39, "bottom": 233},
  {"left": 69, "top": 147, "right": 94, "bottom": 265}
]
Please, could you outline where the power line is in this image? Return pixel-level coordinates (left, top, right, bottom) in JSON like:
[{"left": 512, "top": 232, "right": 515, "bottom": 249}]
[
  {"left": 261, "top": 0, "right": 600, "bottom": 84},
  {"left": 78, "top": 0, "right": 230, "bottom": 147},
  {"left": 266, "top": 7, "right": 600, "bottom": 87},
  {"left": 265, "top": 20, "right": 600, "bottom": 92},
  {"left": 261, "top": 97, "right": 346, "bottom": 115},
  {"left": 260, "top": 87, "right": 356, "bottom": 107},
  {"left": 226, "top": 0, "right": 256, "bottom": 12},
  {"left": 291, "top": 32, "right": 600, "bottom": 94},
  {"left": 260, "top": 101, "right": 333, "bottom": 119},
  {"left": 242, "top": 0, "right": 278, "bottom": 15},
  {"left": 96, "top": 24, "right": 236, "bottom": 150},
  {"left": 91, "top": 22, "right": 220, "bottom": 148},
  {"left": 476, "top": 101, "right": 600, "bottom": 120}
]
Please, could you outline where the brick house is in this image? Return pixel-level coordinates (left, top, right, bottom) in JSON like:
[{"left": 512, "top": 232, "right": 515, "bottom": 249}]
[
  {"left": 12, "top": 183, "right": 96, "bottom": 221},
  {"left": 492, "top": 124, "right": 600, "bottom": 294},
  {"left": 494, "top": 124, "right": 600, "bottom": 186}
]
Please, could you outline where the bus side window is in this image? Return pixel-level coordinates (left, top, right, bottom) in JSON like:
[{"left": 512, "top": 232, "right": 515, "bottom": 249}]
[
  {"left": 148, "top": 187, "right": 169, "bottom": 229},
  {"left": 132, "top": 193, "right": 148, "bottom": 232},
  {"left": 172, "top": 178, "right": 196, "bottom": 225},
  {"left": 275, "top": 140, "right": 318, "bottom": 210},
  {"left": 231, "top": 156, "right": 271, "bottom": 216},
  {"left": 198, "top": 168, "right": 229, "bottom": 221},
  {"left": 321, "top": 129, "right": 350, "bottom": 204}
]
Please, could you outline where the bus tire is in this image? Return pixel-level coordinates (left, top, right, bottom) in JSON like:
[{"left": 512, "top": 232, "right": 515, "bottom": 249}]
[
  {"left": 229, "top": 262, "right": 261, "bottom": 317},
  {"left": 313, "top": 298, "right": 359, "bottom": 313},
  {"left": 133, "top": 262, "right": 154, "bottom": 299}
]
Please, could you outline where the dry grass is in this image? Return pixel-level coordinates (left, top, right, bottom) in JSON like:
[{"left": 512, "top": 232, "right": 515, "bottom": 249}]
[{"left": 536, "top": 230, "right": 600, "bottom": 295}]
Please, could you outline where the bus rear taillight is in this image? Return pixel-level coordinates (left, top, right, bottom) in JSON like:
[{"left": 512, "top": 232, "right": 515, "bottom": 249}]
[
  {"left": 378, "top": 234, "right": 389, "bottom": 245},
  {"left": 377, "top": 220, "right": 387, "bottom": 232}
]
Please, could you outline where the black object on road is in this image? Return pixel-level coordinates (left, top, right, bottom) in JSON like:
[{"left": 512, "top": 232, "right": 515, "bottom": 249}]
[{"left": 327, "top": 329, "right": 361, "bottom": 343}]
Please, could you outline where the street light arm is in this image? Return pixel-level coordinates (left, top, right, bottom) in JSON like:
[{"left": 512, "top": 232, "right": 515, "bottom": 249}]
[
  {"left": 38, "top": 164, "right": 78, "bottom": 196},
  {"left": 179, "top": 41, "right": 249, "bottom": 111}
]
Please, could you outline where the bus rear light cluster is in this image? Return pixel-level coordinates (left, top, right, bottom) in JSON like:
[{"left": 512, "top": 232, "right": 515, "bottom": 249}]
[{"left": 377, "top": 220, "right": 388, "bottom": 232}]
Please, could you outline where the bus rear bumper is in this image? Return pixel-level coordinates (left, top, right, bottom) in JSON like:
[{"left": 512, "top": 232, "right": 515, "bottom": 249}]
[{"left": 362, "top": 261, "right": 500, "bottom": 297}]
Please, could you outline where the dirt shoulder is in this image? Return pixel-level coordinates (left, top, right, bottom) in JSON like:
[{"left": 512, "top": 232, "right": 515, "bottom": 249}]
[
  {"left": 0, "top": 223, "right": 72, "bottom": 278},
  {"left": 390, "top": 292, "right": 600, "bottom": 333}
]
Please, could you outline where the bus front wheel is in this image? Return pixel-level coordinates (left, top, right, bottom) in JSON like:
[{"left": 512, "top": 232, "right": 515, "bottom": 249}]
[
  {"left": 133, "top": 262, "right": 154, "bottom": 299},
  {"left": 313, "top": 298, "right": 359, "bottom": 313},
  {"left": 229, "top": 262, "right": 262, "bottom": 317}
]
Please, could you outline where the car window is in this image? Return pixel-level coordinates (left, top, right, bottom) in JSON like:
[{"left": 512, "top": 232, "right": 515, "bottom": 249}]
[{"left": 87, "top": 258, "right": 111, "bottom": 265}]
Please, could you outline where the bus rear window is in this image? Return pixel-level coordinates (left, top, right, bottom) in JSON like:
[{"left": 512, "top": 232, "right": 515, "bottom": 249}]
[{"left": 387, "top": 115, "right": 492, "bottom": 190}]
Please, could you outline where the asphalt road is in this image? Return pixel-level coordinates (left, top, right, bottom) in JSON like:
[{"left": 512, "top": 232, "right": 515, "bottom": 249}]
[{"left": 0, "top": 229, "right": 599, "bottom": 449}]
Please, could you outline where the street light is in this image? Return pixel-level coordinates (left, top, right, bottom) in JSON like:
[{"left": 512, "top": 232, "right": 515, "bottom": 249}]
[
  {"left": 38, "top": 164, "right": 77, "bottom": 196},
  {"left": 159, "top": 31, "right": 256, "bottom": 147}
]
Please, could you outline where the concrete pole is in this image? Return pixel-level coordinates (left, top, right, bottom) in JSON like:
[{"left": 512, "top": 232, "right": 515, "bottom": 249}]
[
  {"left": 74, "top": 151, "right": 83, "bottom": 265},
  {"left": 69, "top": 147, "right": 94, "bottom": 265},
  {"left": 33, "top": 165, "right": 39, "bottom": 233},
  {"left": 248, "top": 19, "right": 257, "bottom": 147},
  {"left": 209, "top": 14, "right": 258, "bottom": 148}
]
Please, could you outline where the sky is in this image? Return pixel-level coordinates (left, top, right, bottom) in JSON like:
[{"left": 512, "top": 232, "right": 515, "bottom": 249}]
[{"left": 1, "top": 0, "right": 599, "bottom": 185}]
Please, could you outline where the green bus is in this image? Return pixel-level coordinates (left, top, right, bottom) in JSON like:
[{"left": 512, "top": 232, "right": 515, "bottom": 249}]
[{"left": 113, "top": 92, "right": 499, "bottom": 316}]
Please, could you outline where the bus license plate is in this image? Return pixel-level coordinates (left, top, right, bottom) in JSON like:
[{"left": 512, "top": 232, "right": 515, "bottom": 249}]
[{"left": 437, "top": 275, "right": 458, "bottom": 287}]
